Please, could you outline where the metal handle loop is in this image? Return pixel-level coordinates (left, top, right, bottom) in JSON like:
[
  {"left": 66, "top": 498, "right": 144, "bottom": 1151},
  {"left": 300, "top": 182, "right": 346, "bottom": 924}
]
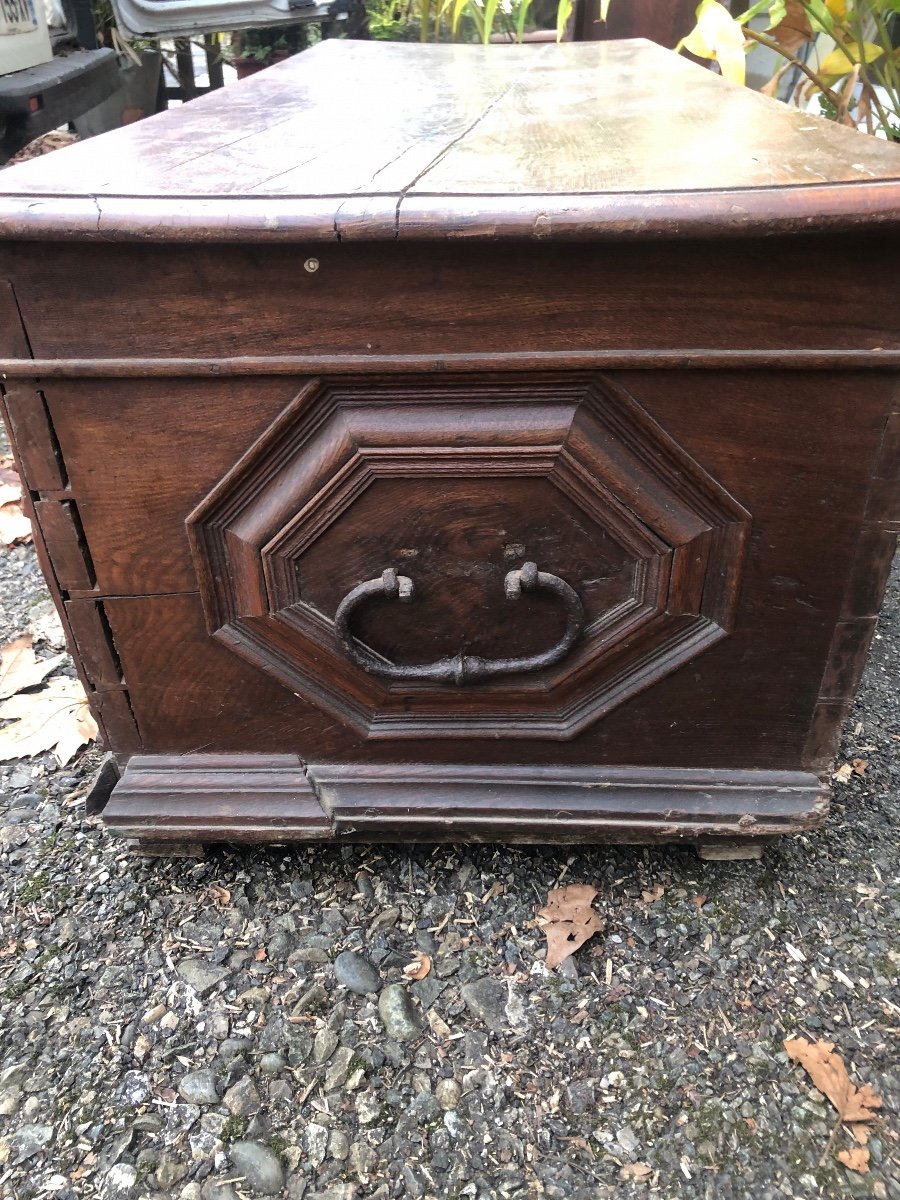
[{"left": 333, "top": 562, "right": 584, "bottom": 684}]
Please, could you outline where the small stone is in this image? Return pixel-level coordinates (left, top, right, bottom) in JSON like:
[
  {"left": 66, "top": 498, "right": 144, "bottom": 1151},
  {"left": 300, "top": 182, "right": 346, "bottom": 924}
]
[
  {"left": 103, "top": 1163, "right": 138, "bottom": 1199},
  {"left": 313, "top": 1028, "right": 339, "bottom": 1065},
  {"left": 177, "top": 958, "right": 230, "bottom": 996},
  {"left": 306, "top": 1122, "right": 328, "bottom": 1166},
  {"left": 117, "top": 1070, "right": 151, "bottom": 1107},
  {"left": 355, "top": 1092, "right": 381, "bottom": 1125},
  {"left": 260, "top": 1053, "right": 286, "bottom": 1076},
  {"left": 224, "top": 1076, "right": 261, "bottom": 1117},
  {"left": 461, "top": 977, "right": 508, "bottom": 1033},
  {"left": 201, "top": 1182, "right": 239, "bottom": 1200},
  {"left": 292, "top": 985, "right": 327, "bottom": 1016},
  {"left": 228, "top": 1141, "right": 285, "bottom": 1195},
  {"left": 156, "top": 1152, "right": 189, "bottom": 1188},
  {"left": 616, "top": 1126, "right": 640, "bottom": 1156},
  {"left": 237, "top": 986, "right": 271, "bottom": 1007},
  {"left": 10, "top": 1122, "right": 54, "bottom": 1163},
  {"left": 377, "top": 984, "right": 423, "bottom": 1042},
  {"left": 333, "top": 951, "right": 381, "bottom": 995},
  {"left": 329, "top": 1129, "right": 350, "bottom": 1161},
  {"left": 219, "top": 1037, "right": 253, "bottom": 1063},
  {"left": 177, "top": 1068, "right": 220, "bottom": 1106},
  {"left": 435, "top": 1078, "right": 461, "bottom": 1111},
  {"left": 324, "top": 1046, "right": 355, "bottom": 1091}
]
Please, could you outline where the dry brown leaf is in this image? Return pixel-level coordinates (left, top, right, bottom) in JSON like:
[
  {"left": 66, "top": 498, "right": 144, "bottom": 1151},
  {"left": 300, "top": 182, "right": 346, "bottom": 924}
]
[
  {"left": 403, "top": 953, "right": 432, "bottom": 980},
  {"left": 208, "top": 884, "right": 231, "bottom": 907},
  {"left": 784, "top": 1037, "right": 883, "bottom": 1124},
  {"left": 536, "top": 884, "right": 604, "bottom": 969},
  {"left": 769, "top": 0, "right": 813, "bottom": 54},
  {"left": 692, "top": 894, "right": 708, "bottom": 909},
  {"left": 849, "top": 1124, "right": 870, "bottom": 1146},
  {"left": 0, "top": 635, "right": 67, "bottom": 700},
  {"left": 641, "top": 885, "right": 665, "bottom": 904},
  {"left": 832, "top": 762, "right": 853, "bottom": 783},
  {"left": 0, "top": 676, "right": 98, "bottom": 765},
  {"left": 619, "top": 1163, "right": 652, "bottom": 1182},
  {"left": 851, "top": 758, "right": 868, "bottom": 776},
  {"left": 838, "top": 1147, "right": 870, "bottom": 1174},
  {"left": 254, "top": 948, "right": 267, "bottom": 962}
]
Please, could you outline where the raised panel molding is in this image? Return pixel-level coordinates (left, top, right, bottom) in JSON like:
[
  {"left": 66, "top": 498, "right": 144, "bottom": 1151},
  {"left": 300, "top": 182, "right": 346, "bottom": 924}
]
[{"left": 187, "top": 374, "right": 750, "bottom": 739}]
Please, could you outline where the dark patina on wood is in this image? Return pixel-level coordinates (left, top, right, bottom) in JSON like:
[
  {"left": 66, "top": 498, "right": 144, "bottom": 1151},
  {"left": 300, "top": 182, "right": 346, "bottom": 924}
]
[{"left": 0, "top": 40, "right": 897, "bottom": 852}]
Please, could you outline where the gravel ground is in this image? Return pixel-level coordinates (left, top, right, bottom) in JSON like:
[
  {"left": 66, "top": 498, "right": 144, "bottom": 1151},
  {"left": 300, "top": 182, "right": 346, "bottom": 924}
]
[{"left": 0, "top": 449, "right": 898, "bottom": 1198}]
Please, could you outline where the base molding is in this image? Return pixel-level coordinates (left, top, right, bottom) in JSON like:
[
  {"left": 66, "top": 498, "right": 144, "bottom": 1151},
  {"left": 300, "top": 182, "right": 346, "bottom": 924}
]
[{"left": 101, "top": 755, "right": 828, "bottom": 846}]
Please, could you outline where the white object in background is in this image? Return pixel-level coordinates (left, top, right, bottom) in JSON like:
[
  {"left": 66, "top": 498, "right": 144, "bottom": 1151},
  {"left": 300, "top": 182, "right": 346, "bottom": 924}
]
[
  {"left": 110, "top": 0, "right": 334, "bottom": 39},
  {"left": 0, "top": 0, "right": 53, "bottom": 75}
]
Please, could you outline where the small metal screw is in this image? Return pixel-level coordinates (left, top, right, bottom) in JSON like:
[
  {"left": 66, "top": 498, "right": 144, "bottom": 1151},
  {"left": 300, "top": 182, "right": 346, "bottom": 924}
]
[{"left": 304, "top": 257, "right": 320, "bottom": 274}]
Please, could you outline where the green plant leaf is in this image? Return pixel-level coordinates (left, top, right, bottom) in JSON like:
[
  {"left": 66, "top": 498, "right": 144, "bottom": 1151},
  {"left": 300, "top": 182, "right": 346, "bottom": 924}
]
[
  {"left": 556, "top": 0, "right": 573, "bottom": 42},
  {"left": 482, "top": 0, "right": 502, "bottom": 43},
  {"left": 515, "top": 0, "right": 535, "bottom": 42}
]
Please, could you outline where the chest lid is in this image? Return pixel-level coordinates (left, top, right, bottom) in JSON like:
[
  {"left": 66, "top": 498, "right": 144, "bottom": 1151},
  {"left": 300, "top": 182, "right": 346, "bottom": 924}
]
[{"left": 1, "top": 38, "right": 898, "bottom": 242}]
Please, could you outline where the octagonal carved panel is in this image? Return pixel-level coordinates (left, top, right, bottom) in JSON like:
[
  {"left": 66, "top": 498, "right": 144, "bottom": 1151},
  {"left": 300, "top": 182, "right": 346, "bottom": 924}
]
[{"left": 187, "top": 374, "right": 750, "bottom": 739}]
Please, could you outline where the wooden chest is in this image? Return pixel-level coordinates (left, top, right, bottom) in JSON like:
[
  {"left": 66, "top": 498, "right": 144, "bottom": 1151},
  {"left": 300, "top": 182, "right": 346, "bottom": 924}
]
[{"left": 1, "top": 39, "right": 898, "bottom": 853}]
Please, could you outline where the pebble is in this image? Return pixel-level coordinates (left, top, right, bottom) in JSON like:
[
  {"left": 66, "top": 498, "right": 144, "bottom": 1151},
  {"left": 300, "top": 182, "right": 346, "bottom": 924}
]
[
  {"left": 435, "top": 1078, "right": 461, "bottom": 1111},
  {"left": 103, "top": 1163, "right": 138, "bottom": 1199},
  {"left": 313, "top": 1028, "right": 339, "bottom": 1065},
  {"left": 10, "top": 1123, "right": 53, "bottom": 1162},
  {"left": 377, "top": 985, "right": 423, "bottom": 1042},
  {"left": 333, "top": 950, "right": 381, "bottom": 995},
  {"left": 177, "top": 1068, "right": 220, "bottom": 1105},
  {"left": 176, "top": 958, "right": 230, "bottom": 996},
  {"left": 224, "top": 1076, "right": 261, "bottom": 1117},
  {"left": 227, "top": 1141, "right": 285, "bottom": 1195},
  {"left": 461, "top": 977, "right": 509, "bottom": 1032},
  {"left": 260, "top": 1053, "right": 286, "bottom": 1076}
]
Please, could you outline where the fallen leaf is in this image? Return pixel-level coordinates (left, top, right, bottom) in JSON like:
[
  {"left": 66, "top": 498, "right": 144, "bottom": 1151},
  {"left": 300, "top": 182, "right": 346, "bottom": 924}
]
[
  {"left": 851, "top": 758, "right": 868, "bottom": 776},
  {"left": 254, "top": 948, "right": 267, "bottom": 962},
  {"left": 0, "top": 635, "right": 67, "bottom": 700},
  {"left": 208, "top": 884, "right": 231, "bottom": 907},
  {"left": 849, "top": 1124, "right": 870, "bottom": 1146},
  {"left": 784, "top": 1037, "right": 883, "bottom": 1124},
  {"left": 692, "top": 894, "right": 708, "bottom": 909},
  {"left": 0, "top": 675, "right": 98, "bottom": 765},
  {"left": 837, "top": 1147, "right": 870, "bottom": 1174},
  {"left": 0, "top": 499, "right": 31, "bottom": 546},
  {"left": 641, "top": 885, "right": 665, "bottom": 904},
  {"left": 536, "top": 884, "right": 604, "bottom": 969},
  {"left": 619, "top": 1162, "right": 652, "bottom": 1181},
  {"left": 403, "top": 954, "right": 431, "bottom": 980},
  {"left": 832, "top": 763, "right": 853, "bottom": 783}
]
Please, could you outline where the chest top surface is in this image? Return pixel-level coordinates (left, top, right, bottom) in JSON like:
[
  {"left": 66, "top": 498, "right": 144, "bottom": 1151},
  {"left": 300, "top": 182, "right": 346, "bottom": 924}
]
[{"left": 0, "top": 38, "right": 899, "bottom": 242}]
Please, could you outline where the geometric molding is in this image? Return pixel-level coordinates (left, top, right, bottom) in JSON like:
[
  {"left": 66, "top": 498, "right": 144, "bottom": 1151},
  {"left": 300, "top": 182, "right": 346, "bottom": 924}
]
[
  {"left": 307, "top": 762, "right": 827, "bottom": 843},
  {"left": 102, "top": 754, "right": 332, "bottom": 843},
  {"left": 100, "top": 754, "right": 828, "bottom": 844},
  {"left": 187, "top": 373, "right": 750, "bottom": 739}
]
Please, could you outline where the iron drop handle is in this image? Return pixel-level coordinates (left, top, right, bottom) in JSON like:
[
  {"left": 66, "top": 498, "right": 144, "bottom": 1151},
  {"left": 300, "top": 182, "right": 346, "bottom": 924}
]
[{"left": 334, "top": 562, "right": 584, "bottom": 685}]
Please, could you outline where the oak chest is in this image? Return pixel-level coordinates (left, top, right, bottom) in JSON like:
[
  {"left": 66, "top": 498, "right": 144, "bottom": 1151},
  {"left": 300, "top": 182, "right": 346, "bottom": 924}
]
[{"left": 1, "top": 39, "right": 899, "bottom": 853}]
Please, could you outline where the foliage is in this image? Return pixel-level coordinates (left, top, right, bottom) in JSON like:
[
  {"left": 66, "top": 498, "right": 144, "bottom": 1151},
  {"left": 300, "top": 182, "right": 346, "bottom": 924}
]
[
  {"left": 679, "top": 0, "right": 900, "bottom": 138},
  {"left": 228, "top": 23, "right": 312, "bottom": 64}
]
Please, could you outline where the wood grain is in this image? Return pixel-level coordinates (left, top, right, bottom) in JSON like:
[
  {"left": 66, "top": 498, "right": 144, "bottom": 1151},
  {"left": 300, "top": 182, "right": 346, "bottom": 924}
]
[
  {"left": 0, "top": 41, "right": 897, "bottom": 243},
  {"left": 7, "top": 239, "right": 899, "bottom": 364}
]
